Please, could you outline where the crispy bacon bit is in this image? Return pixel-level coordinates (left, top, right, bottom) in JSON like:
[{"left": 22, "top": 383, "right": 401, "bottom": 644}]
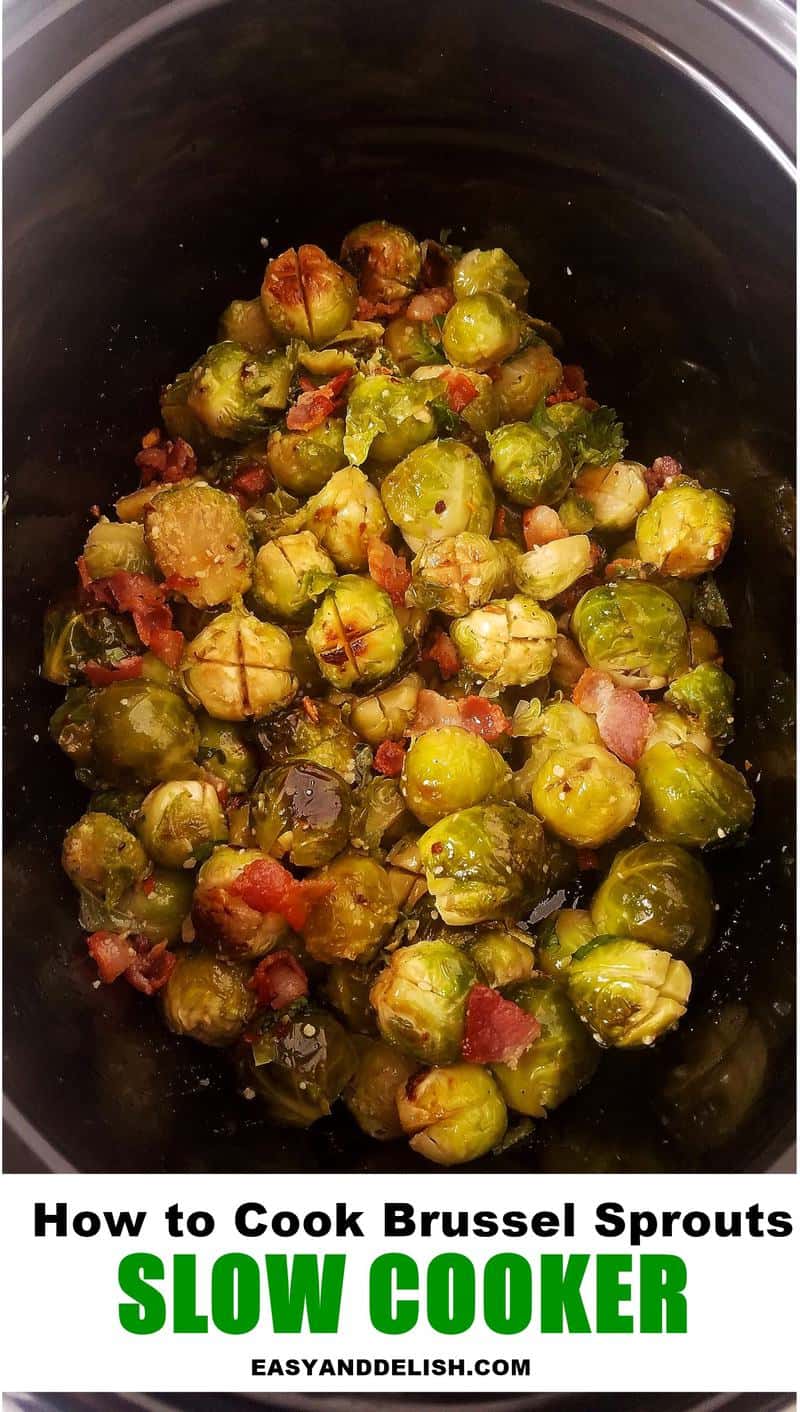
[
  {"left": 301, "top": 695, "right": 321, "bottom": 724},
  {"left": 83, "top": 571, "right": 184, "bottom": 668},
  {"left": 573, "top": 668, "right": 616, "bottom": 716},
  {"left": 229, "top": 463, "right": 273, "bottom": 508},
  {"left": 374, "top": 740, "right": 406, "bottom": 777},
  {"left": 406, "top": 286, "right": 454, "bottom": 323},
  {"left": 546, "top": 364, "right": 589, "bottom": 405},
  {"left": 126, "top": 939, "right": 177, "bottom": 995},
  {"left": 441, "top": 369, "right": 479, "bottom": 413},
  {"left": 229, "top": 858, "right": 334, "bottom": 933},
  {"left": 457, "top": 695, "right": 512, "bottom": 743},
  {"left": 135, "top": 431, "right": 197, "bottom": 486},
  {"left": 422, "top": 627, "right": 460, "bottom": 680},
  {"left": 249, "top": 949, "right": 309, "bottom": 1010},
  {"left": 83, "top": 655, "right": 144, "bottom": 686},
  {"left": 367, "top": 538, "right": 411, "bottom": 606},
  {"left": 646, "top": 455, "right": 683, "bottom": 496},
  {"left": 461, "top": 985, "right": 541, "bottom": 1067},
  {"left": 286, "top": 370, "right": 353, "bottom": 431},
  {"left": 522, "top": 505, "right": 568, "bottom": 549},
  {"left": 86, "top": 931, "right": 137, "bottom": 984},
  {"left": 573, "top": 668, "right": 652, "bottom": 766},
  {"left": 577, "top": 848, "right": 600, "bottom": 872},
  {"left": 356, "top": 294, "right": 407, "bottom": 320}
]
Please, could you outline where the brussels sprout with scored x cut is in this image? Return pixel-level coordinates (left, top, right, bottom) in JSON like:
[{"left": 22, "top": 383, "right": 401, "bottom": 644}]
[
  {"left": 261, "top": 245, "right": 357, "bottom": 346},
  {"left": 252, "top": 532, "right": 336, "bottom": 622},
  {"left": 306, "top": 575, "right": 404, "bottom": 691},
  {"left": 340, "top": 220, "right": 422, "bottom": 303},
  {"left": 567, "top": 936, "right": 692, "bottom": 1048},
  {"left": 410, "top": 532, "right": 517, "bottom": 617},
  {"left": 451, "top": 594, "right": 557, "bottom": 689},
  {"left": 182, "top": 607, "right": 297, "bottom": 721}
]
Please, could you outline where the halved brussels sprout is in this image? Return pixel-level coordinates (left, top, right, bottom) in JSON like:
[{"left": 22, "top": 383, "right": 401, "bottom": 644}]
[
  {"left": 467, "top": 926, "right": 537, "bottom": 987},
  {"left": 559, "top": 461, "right": 650, "bottom": 534},
  {"left": 635, "top": 479, "right": 734, "bottom": 578},
  {"left": 343, "top": 373, "right": 436, "bottom": 467},
  {"left": 62, "top": 811, "right": 148, "bottom": 906},
  {"left": 218, "top": 297, "right": 278, "bottom": 354},
  {"left": 303, "top": 851, "right": 398, "bottom": 963},
  {"left": 637, "top": 742, "right": 754, "bottom": 848},
  {"left": 452, "top": 248, "right": 529, "bottom": 305},
  {"left": 243, "top": 1007, "right": 357, "bottom": 1124},
  {"left": 82, "top": 520, "right": 155, "bottom": 580},
  {"left": 409, "top": 532, "right": 516, "bottom": 616},
  {"left": 145, "top": 482, "right": 253, "bottom": 608},
  {"left": 249, "top": 761, "right": 350, "bottom": 867},
  {"left": 381, "top": 438, "right": 495, "bottom": 553},
  {"left": 162, "top": 951, "right": 256, "bottom": 1047},
  {"left": 261, "top": 245, "right": 357, "bottom": 346},
  {"left": 91, "top": 681, "right": 199, "bottom": 786},
  {"left": 136, "top": 779, "right": 228, "bottom": 868},
  {"left": 192, "top": 845, "right": 288, "bottom": 957},
  {"left": 571, "top": 580, "right": 690, "bottom": 689},
  {"left": 259, "top": 700, "right": 362, "bottom": 783},
  {"left": 396, "top": 1063, "right": 508, "bottom": 1165},
  {"left": 664, "top": 662, "right": 735, "bottom": 744},
  {"left": 350, "top": 672, "right": 422, "bottom": 746},
  {"left": 340, "top": 221, "right": 422, "bottom": 302},
  {"left": 306, "top": 575, "right": 404, "bottom": 690},
  {"left": 401, "top": 726, "right": 511, "bottom": 826},
  {"left": 643, "top": 702, "right": 712, "bottom": 755},
  {"left": 42, "top": 603, "right": 140, "bottom": 686},
  {"left": 567, "top": 936, "right": 692, "bottom": 1048},
  {"left": 493, "top": 343, "right": 563, "bottom": 422},
  {"left": 514, "top": 535, "right": 594, "bottom": 600},
  {"left": 492, "top": 977, "right": 599, "bottom": 1115},
  {"left": 289, "top": 465, "right": 390, "bottom": 572},
  {"left": 266, "top": 417, "right": 346, "bottom": 496},
  {"left": 442, "top": 293, "right": 522, "bottom": 371},
  {"left": 531, "top": 743, "right": 640, "bottom": 848},
  {"left": 660, "top": 1003, "right": 768, "bottom": 1150},
  {"left": 451, "top": 595, "right": 556, "bottom": 689},
  {"left": 370, "top": 938, "right": 477, "bottom": 1063},
  {"left": 252, "top": 532, "right": 336, "bottom": 621},
  {"left": 590, "top": 841, "right": 713, "bottom": 960},
  {"left": 196, "top": 714, "right": 259, "bottom": 793},
  {"left": 536, "top": 909, "right": 597, "bottom": 979},
  {"left": 487, "top": 420, "right": 572, "bottom": 508},
  {"left": 182, "top": 607, "right": 297, "bottom": 721},
  {"left": 344, "top": 1038, "right": 419, "bottom": 1140},
  {"left": 419, "top": 803, "right": 547, "bottom": 926},
  {"left": 177, "top": 340, "right": 295, "bottom": 439}
]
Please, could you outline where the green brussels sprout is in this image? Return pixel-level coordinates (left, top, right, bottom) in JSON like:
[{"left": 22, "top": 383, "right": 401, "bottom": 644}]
[
  {"left": 78, "top": 866, "right": 194, "bottom": 944},
  {"left": 451, "top": 595, "right": 557, "bottom": 689},
  {"left": 218, "top": 297, "right": 278, "bottom": 354},
  {"left": 571, "top": 581, "right": 690, "bottom": 689},
  {"left": 192, "top": 846, "right": 288, "bottom": 957},
  {"left": 487, "top": 419, "right": 573, "bottom": 508},
  {"left": 343, "top": 373, "right": 436, "bottom": 467},
  {"left": 567, "top": 936, "right": 692, "bottom": 1048},
  {"left": 349, "top": 672, "right": 422, "bottom": 746},
  {"left": 512, "top": 700, "right": 602, "bottom": 807},
  {"left": 306, "top": 575, "right": 404, "bottom": 690},
  {"left": 325, "top": 963, "right": 379, "bottom": 1035},
  {"left": 340, "top": 221, "right": 422, "bottom": 302},
  {"left": 81, "top": 519, "right": 155, "bottom": 580},
  {"left": 531, "top": 743, "right": 640, "bottom": 848},
  {"left": 409, "top": 533, "right": 516, "bottom": 616},
  {"left": 545, "top": 401, "right": 627, "bottom": 471},
  {"left": 643, "top": 703, "right": 712, "bottom": 755},
  {"left": 252, "top": 532, "right": 336, "bottom": 621},
  {"left": 635, "top": 479, "right": 734, "bottom": 578},
  {"left": 175, "top": 340, "right": 295, "bottom": 439},
  {"left": 266, "top": 417, "right": 346, "bottom": 495},
  {"left": 182, "top": 607, "right": 297, "bottom": 721},
  {"left": 260, "top": 245, "right": 357, "bottom": 346},
  {"left": 385, "top": 833, "right": 429, "bottom": 911},
  {"left": 401, "top": 726, "right": 511, "bottom": 826},
  {"left": 660, "top": 1003, "right": 768, "bottom": 1151},
  {"left": 243, "top": 1007, "right": 357, "bottom": 1125},
  {"left": 467, "top": 926, "right": 537, "bottom": 987},
  {"left": 637, "top": 742, "right": 755, "bottom": 848},
  {"left": 441, "top": 293, "right": 522, "bottom": 371},
  {"left": 452, "top": 248, "right": 529, "bottom": 305},
  {"left": 259, "top": 700, "right": 362, "bottom": 783},
  {"left": 42, "top": 603, "right": 140, "bottom": 686},
  {"left": 50, "top": 686, "right": 99, "bottom": 777},
  {"left": 384, "top": 316, "right": 446, "bottom": 374},
  {"left": 303, "top": 851, "right": 398, "bottom": 964},
  {"left": 62, "top": 811, "right": 148, "bottom": 906},
  {"left": 196, "top": 714, "right": 259, "bottom": 793},
  {"left": 419, "top": 803, "right": 547, "bottom": 926},
  {"left": 288, "top": 465, "right": 390, "bottom": 572},
  {"left": 350, "top": 775, "right": 412, "bottom": 856},
  {"left": 590, "top": 841, "right": 713, "bottom": 960},
  {"left": 89, "top": 787, "right": 147, "bottom": 831},
  {"left": 381, "top": 438, "right": 495, "bottom": 554},
  {"left": 370, "top": 938, "right": 477, "bottom": 1063},
  {"left": 396, "top": 1063, "right": 508, "bottom": 1166},
  {"left": 249, "top": 762, "right": 350, "bottom": 867},
  {"left": 162, "top": 951, "right": 256, "bottom": 1047},
  {"left": 492, "top": 978, "right": 599, "bottom": 1115},
  {"left": 559, "top": 461, "right": 650, "bottom": 534},
  {"left": 494, "top": 343, "right": 563, "bottom": 422},
  {"left": 91, "top": 681, "right": 199, "bottom": 786},
  {"left": 144, "top": 482, "right": 254, "bottom": 608},
  {"left": 344, "top": 1038, "right": 419, "bottom": 1140},
  {"left": 536, "top": 909, "right": 597, "bottom": 979},
  {"left": 136, "top": 779, "right": 228, "bottom": 868},
  {"left": 664, "top": 662, "right": 735, "bottom": 745},
  {"left": 514, "top": 535, "right": 594, "bottom": 600}
]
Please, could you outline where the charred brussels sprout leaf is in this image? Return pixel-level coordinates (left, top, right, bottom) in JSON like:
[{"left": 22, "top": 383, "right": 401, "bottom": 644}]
[
  {"left": 350, "top": 672, "right": 422, "bottom": 747},
  {"left": 62, "top": 811, "right": 148, "bottom": 906},
  {"left": 487, "top": 418, "right": 572, "bottom": 508},
  {"left": 266, "top": 417, "right": 346, "bottom": 495},
  {"left": 145, "top": 481, "right": 254, "bottom": 608},
  {"left": 635, "top": 479, "right": 734, "bottom": 578},
  {"left": 419, "top": 803, "right": 547, "bottom": 926},
  {"left": 492, "top": 977, "right": 599, "bottom": 1115},
  {"left": 303, "top": 852, "right": 398, "bottom": 964},
  {"left": 664, "top": 662, "right": 735, "bottom": 744},
  {"left": 344, "top": 1038, "right": 419, "bottom": 1140},
  {"left": 243, "top": 1007, "right": 357, "bottom": 1125},
  {"left": 249, "top": 762, "right": 351, "bottom": 867},
  {"left": 442, "top": 293, "right": 522, "bottom": 371},
  {"left": 162, "top": 951, "right": 256, "bottom": 1047},
  {"left": 370, "top": 938, "right": 477, "bottom": 1063},
  {"left": 567, "top": 936, "right": 692, "bottom": 1048},
  {"left": 381, "top": 438, "right": 495, "bottom": 553},
  {"left": 261, "top": 246, "right": 357, "bottom": 347},
  {"left": 531, "top": 743, "right": 640, "bottom": 848},
  {"left": 43, "top": 603, "right": 140, "bottom": 686},
  {"left": 137, "top": 779, "right": 228, "bottom": 868},
  {"left": 182, "top": 608, "right": 297, "bottom": 721},
  {"left": 396, "top": 1063, "right": 508, "bottom": 1165},
  {"left": 451, "top": 595, "right": 556, "bottom": 689},
  {"left": 572, "top": 580, "right": 690, "bottom": 689},
  {"left": 637, "top": 742, "right": 755, "bottom": 848},
  {"left": 344, "top": 373, "right": 436, "bottom": 467},
  {"left": 590, "top": 842, "right": 713, "bottom": 960},
  {"left": 452, "top": 248, "right": 529, "bottom": 305},
  {"left": 306, "top": 575, "right": 404, "bottom": 691},
  {"left": 402, "top": 726, "right": 511, "bottom": 826}
]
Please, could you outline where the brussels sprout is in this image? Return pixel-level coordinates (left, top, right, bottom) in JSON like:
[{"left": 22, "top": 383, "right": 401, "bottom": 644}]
[
  {"left": 441, "top": 293, "right": 522, "bottom": 371},
  {"left": 688, "top": 621, "right": 722, "bottom": 667},
  {"left": 419, "top": 803, "right": 547, "bottom": 926},
  {"left": 350, "top": 775, "right": 412, "bottom": 856},
  {"left": 487, "top": 419, "right": 572, "bottom": 508},
  {"left": 350, "top": 672, "right": 422, "bottom": 746},
  {"left": 451, "top": 595, "right": 556, "bottom": 689},
  {"left": 664, "top": 662, "right": 735, "bottom": 744},
  {"left": 182, "top": 608, "right": 297, "bottom": 721},
  {"left": 82, "top": 519, "right": 155, "bottom": 580},
  {"left": 396, "top": 1063, "right": 508, "bottom": 1165},
  {"left": 385, "top": 833, "right": 429, "bottom": 911},
  {"left": 343, "top": 373, "right": 436, "bottom": 467},
  {"left": 218, "top": 297, "right": 278, "bottom": 354},
  {"left": 78, "top": 865, "right": 194, "bottom": 944},
  {"left": 266, "top": 417, "right": 346, "bottom": 495},
  {"left": 370, "top": 938, "right": 477, "bottom": 1063},
  {"left": 259, "top": 700, "right": 362, "bottom": 783},
  {"left": 192, "top": 846, "right": 288, "bottom": 957},
  {"left": 62, "top": 811, "right": 148, "bottom": 906},
  {"left": 249, "top": 762, "right": 350, "bottom": 867},
  {"left": 136, "top": 779, "right": 228, "bottom": 868},
  {"left": 559, "top": 461, "right": 650, "bottom": 534},
  {"left": 545, "top": 401, "right": 626, "bottom": 471},
  {"left": 660, "top": 1003, "right": 768, "bottom": 1150},
  {"left": 637, "top": 742, "right": 754, "bottom": 848},
  {"left": 494, "top": 343, "right": 563, "bottom": 422},
  {"left": 643, "top": 703, "right": 712, "bottom": 755},
  {"left": 567, "top": 936, "right": 692, "bottom": 1048},
  {"left": 452, "top": 248, "right": 529, "bottom": 305},
  {"left": 531, "top": 743, "right": 640, "bottom": 848},
  {"left": 175, "top": 341, "right": 295, "bottom": 439},
  {"left": 196, "top": 714, "right": 259, "bottom": 793},
  {"left": 492, "top": 978, "right": 599, "bottom": 1115},
  {"left": 514, "top": 535, "right": 594, "bottom": 600},
  {"left": 635, "top": 479, "right": 734, "bottom": 578},
  {"left": 89, "top": 787, "right": 147, "bottom": 832},
  {"left": 590, "top": 842, "right": 713, "bottom": 960},
  {"left": 42, "top": 603, "right": 139, "bottom": 686},
  {"left": 401, "top": 726, "right": 511, "bottom": 826},
  {"left": 409, "top": 533, "right": 516, "bottom": 616},
  {"left": 340, "top": 221, "right": 422, "bottom": 302},
  {"left": 467, "top": 926, "right": 537, "bottom": 987},
  {"left": 536, "top": 909, "right": 597, "bottom": 979},
  {"left": 384, "top": 317, "right": 446, "bottom": 373},
  {"left": 252, "top": 532, "right": 336, "bottom": 621},
  {"left": 260, "top": 245, "right": 357, "bottom": 346},
  {"left": 381, "top": 439, "right": 495, "bottom": 553},
  {"left": 288, "top": 465, "right": 390, "bottom": 572},
  {"left": 243, "top": 1007, "right": 357, "bottom": 1125},
  {"left": 303, "top": 851, "right": 398, "bottom": 964},
  {"left": 90, "top": 681, "right": 199, "bottom": 786},
  {"left": 306, "top": 575, "right": 404, "bottom": 691},
  {"left": 414, "top": 366, "right": 500, "bottom": 435},
  {"left": 325, "top": 964, "right": 379, "bottom": 1035},
  {"left": 512, "top": 700, "right": 601, "bottom": 807},
  {"left": 571, "top": 581, "right": 690, "bottom": 689},
  {"left": 162, "top": 951, "right": 256, "bottom": 1047},
  {"left": 144, "top": 482, "right": 254, "bottom": 608},
  {"left": 345, "top": 1038, "right": 419, "bottom": 1140}
]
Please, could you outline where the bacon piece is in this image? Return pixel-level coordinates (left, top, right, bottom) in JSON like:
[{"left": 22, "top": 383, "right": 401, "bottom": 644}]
[
  {"left": 645, "top": 455, "right": 683, "bottom": 496},
  {"left": 573, "top": 668, "right": 652, "bottom": 766},
  {"left": 135, "top": 432, "right": 197, "bottom": 486},
  {"left": 440, "top": 369, "right": 479, "bottom": 413},
  {"left": 374, "top": 740, "right": 406, "bottom": 777},
  {"left": 422, "top": 627, "right": 460, "bottom": 680},
  {"left": 522, "top": 505, "right": 568, "bottom": 549},
  {"left": 457, "top": 695, "right": 512, "bottom": 743},
  {"left": 249, "top": 949, "right": 309, "bottom": 1010},
  {"left": 546, "top": 364, "right": 588, "bottom": 405},
  {"left": 356, "top": 294, "right": 407, "bottom": 320},
  {"left": 229, "top": 858, "right": 334, "bottom": 933},
  {"left": 406, "top": 286, "right": 454, "bottom": 322},
  {"left": 86, "top": 931, "right": 137, "bottom": 984},
  {"left": 367, "top": 539, "right": 411, "bottom": 607},
  {"left": 573, "top": 668, "right": 616, "bottom": 716},
  {"left": 83, "top": 655, "right": 144, "bottom": 686},
  {"left": 83, "top": 571, "right": 184, "bottom": 668},
  {"left": 229, "top": 463, "right": 273, "bottom": 508},
  {"left": 461, "top": 985, "right": 541, "bottom": 1067},
  {"left": 409, "top": 688, "right": 461, "bottom": 733},
  {"left": 286, "top": 370, "right": 353, "bottom": 431},
  {"left": 125, "top": 939, "right": 176, "bottom": 996}
]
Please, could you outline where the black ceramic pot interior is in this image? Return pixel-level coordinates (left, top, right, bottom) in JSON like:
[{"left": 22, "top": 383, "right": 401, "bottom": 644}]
[{"left": 3, "top": 0, "right": 795, "bottom": 1173}]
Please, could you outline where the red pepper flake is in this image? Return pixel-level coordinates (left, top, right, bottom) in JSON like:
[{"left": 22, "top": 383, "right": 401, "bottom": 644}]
[
  {"left": 422, "top": 627, "right": 460, "bottom": 680},
  {"left": 367, "top": 538, "right": 411, "bottom": 607},
  {"left": 374, "top": 740, "right": 406, "bottom": 777},
  {"left": 301, "top": 695, "right": 321, "bottom": 724},
  {"left": 83, "top": 655, "right": 144, "bottom": 686},
  {"left": 431, "top": 841, "right": 444, "bottom": 855},
  {"left": 433, "top": 499, "right": 446, "bottom": 514},
  {"left": 249, "top": 949, "right": 309, "bottom": 1010}
]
